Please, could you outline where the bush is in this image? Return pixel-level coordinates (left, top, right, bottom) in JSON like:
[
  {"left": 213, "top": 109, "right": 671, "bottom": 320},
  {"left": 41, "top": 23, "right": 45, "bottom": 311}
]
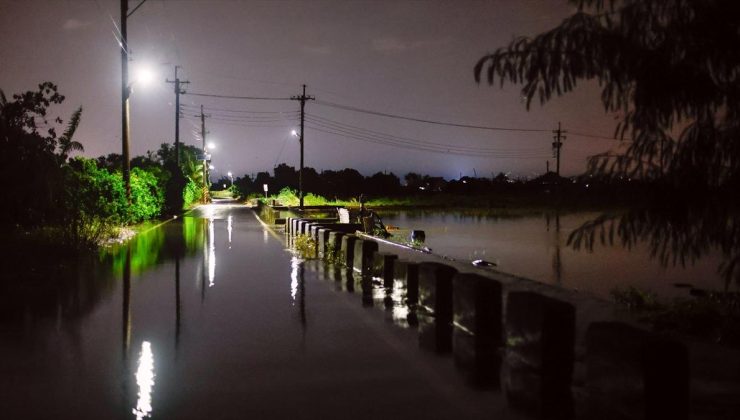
[
  {"left": 129, "top": 167, "right": 164, "bottom": 222},
  {"left": 182, "top": 176, "right": 200, "bottom": 209}
]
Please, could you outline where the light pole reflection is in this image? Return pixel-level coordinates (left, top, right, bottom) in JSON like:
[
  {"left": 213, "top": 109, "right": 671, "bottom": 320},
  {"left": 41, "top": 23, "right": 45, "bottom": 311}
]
[
  {"left": 227, "top": 215, "right": 233, "bottom": 247},
  {"left": 122, "top": 246, "right": 132, "bottom": 358},
  {"left": 207, "top": 217, "right": 216, "bottom": 287},
  {"left": 132, "top": 341, "right": 155, "bottom": 420},
  {"left": 289, "top": 256, "right": 307, "bottom": 331}
]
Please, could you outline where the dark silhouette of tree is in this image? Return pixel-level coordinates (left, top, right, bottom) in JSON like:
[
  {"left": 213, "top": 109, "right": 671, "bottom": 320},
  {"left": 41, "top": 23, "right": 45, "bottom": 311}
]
[
  {"left": 475, "top": 0, "right": 740, "bottom": 189},
  {"left": 273, "top": 163, "right": 298, "bottom": 191},
  {"left": 365, "top": 172, "right": 401, "bottom": 195},
  {"left": 56, "top": 106, "right": 83, "bottom": 163},
  {"left": 404, "top": 172, "right": 424, "bottom": 189}
]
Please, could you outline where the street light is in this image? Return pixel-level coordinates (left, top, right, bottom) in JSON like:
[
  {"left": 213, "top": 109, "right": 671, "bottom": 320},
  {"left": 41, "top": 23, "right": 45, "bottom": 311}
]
[
  {"left": 227, "top": 171, "right": 233, "bottom": 188},
  {"left": 207, "top": 142, "right": 216, "bottom": 150}
]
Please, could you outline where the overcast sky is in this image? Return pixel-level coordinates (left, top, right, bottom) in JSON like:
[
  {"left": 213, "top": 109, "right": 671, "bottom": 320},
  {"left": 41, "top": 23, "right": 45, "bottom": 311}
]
[{"left": 0, "top": 0, "right": 622, "bottom": 180}]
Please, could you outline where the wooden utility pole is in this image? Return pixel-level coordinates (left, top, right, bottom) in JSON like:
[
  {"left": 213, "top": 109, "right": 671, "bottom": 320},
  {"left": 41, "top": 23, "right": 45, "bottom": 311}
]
[
  {"left": 120, "top": 0, "right": 131, "bottom": 202},
  {"left": 199, "top": 105, "right": 210, "bottom": 192},
  {"left": 166, "top": 66, "right": 189, "bottom": 168},
  {"left": 552, "top": 122, "right": 566, "bottom": 177},
  {"left": 120, "top": 0, "right": 150, "bottom": 203},
  {"left": 291, "top": 84, "right": 315, "bottom": 209}
]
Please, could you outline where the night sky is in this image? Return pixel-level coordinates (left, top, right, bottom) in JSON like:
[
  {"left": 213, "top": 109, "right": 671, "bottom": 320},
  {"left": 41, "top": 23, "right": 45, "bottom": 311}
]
[{"left": 0, "top": 0, "right": 622, "bottom": 180}]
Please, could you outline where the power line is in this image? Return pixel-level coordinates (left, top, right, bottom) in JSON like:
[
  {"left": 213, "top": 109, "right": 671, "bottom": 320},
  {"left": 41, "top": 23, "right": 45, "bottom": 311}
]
[
  {"left": 181, "top": 104, "right": 296, "bottom": 115},
  {"left": 315, "top": 99, "right": 550, "bottom": 133},
  {"left": 305, "top": 113, "right": 545, "bottom": 153},
  {"left": 307, "top": 125, "right": 550, "bottom": 158},
  {"left": 183, "top": 92, "right": 292, "bottom": 101},
  {"left": 569, "top": 130, "right": 632, "bottom": 142}
]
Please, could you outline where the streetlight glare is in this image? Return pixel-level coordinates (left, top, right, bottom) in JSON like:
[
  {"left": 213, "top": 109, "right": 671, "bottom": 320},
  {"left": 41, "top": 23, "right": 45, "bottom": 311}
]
[
  {"left": 207, "top": 142, "right": 216, "bottom": 149},
  {"left": 291, "top": 130, "right": 298, "bottom": 137},
  {"left": 227, "top": 171, "right": 232, "bottom": 177},
  {"left": 209, "top": 165, "right": 215, "bottom": 170},
  {"left": 133, "top": 64, "right": 156, "bottom": 87}
]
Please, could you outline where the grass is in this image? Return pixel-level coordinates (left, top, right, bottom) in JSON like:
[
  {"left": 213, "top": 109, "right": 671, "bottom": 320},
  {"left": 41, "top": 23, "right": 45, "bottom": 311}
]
[
  {"left": 211, "top": 190, "right": 234, "bottom": 199},
  {"left": 259, "top": 187, "right": 631, "bottom": 214}
]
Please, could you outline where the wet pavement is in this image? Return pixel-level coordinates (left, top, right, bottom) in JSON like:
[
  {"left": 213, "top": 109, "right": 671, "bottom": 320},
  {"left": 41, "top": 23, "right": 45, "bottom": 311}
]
[{"left": 0, "top": 202, "right": 523, "bottom": 420}]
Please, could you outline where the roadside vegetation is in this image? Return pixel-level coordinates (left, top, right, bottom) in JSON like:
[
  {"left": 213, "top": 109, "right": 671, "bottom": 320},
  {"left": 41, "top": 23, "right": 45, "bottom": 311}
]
[{"left": 1, "top": 82, "right": 208, "bottom": 252}]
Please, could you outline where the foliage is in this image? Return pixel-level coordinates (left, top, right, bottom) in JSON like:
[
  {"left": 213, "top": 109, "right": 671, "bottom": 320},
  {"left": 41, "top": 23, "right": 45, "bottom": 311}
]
[
  {"left": 182, "top": 176, "right": 201, "bottom": 209},
  {"left": 475, "top": 0, "right": 740, "bottom": 188},
  {"left": 569, "top": 196, "right": 740, "bottom": 286},
  {"left": 129, "top": 167, "right": 164, "bottom": 222},
  {"left": 324, "top": 247, "right": 345, "bottom": 267},
  {"left": 610, "top": 286, "right": 659, "bottom": 311},
  {"left": 293, "top": 234, "right": 317, "bottom": 259}
]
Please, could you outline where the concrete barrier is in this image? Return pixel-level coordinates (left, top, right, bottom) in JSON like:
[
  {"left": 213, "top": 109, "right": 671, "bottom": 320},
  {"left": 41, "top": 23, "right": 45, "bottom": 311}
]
[
  {"left": 393, "top": 260, "right": 420, "bottom": 305},
  {"left": 340, "top": 235, "right": 358, "bottom": 269},
  {"left": 317, "top": 228, "right": 331, "bottom": 258},
  {"left": 502, "top": 291, "right": 575, "bottom": 418},
  {"left": 417, "top": 262, "right": 458, "bottom": 353},
  {"left": 452, "top": 273, "right": 503, "bottom": 387},
  {"left": 352, "top": 238, "right": 379, "bottom": 275},
  {"left": 372, "top": 252, "right": 398, "bottom": 287},
  {"left": 585, "top": 322, "right": 689, "bottom": 420},
  {"left": 327, "top": 231, "right": 346, "bottom": 261}
]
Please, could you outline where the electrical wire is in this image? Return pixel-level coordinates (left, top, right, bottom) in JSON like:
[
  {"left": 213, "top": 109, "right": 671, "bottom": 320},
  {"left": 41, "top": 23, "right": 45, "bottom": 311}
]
[
  {"left": 184, "top": 92, "right": 292, "bottom": 101},
  {"left": 314, "top": 99, "right": 550, "bottom": 133},
  {"left": 307, "top": 124, "right": 550, "bottom": 158},
  {"left": 305, "top": 113, "right": 545, "bottom": 153}
]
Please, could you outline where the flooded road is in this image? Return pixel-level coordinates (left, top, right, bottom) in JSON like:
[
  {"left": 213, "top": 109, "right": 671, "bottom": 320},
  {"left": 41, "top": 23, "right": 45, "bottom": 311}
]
[{"left": 0, "top": 203, "right": 518, "bottom": 420}]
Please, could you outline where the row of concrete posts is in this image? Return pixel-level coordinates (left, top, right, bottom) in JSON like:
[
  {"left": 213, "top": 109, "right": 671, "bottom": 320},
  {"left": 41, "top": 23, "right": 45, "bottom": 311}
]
[{"left": 285, "top": 216, "right": 692, "bottom": 420}]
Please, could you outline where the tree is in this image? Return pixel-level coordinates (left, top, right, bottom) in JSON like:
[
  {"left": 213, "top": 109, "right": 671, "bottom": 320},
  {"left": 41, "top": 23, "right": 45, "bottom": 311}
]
[
  {"left": 475, "top": 0, "right": 740, "bottom": 189},
  {"left": 56, "top": 107, "right": 84, "bottom": 163}
]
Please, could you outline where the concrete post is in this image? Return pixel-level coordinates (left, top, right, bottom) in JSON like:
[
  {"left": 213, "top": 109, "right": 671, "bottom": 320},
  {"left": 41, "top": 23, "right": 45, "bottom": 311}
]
[
  {"left": 352, "top": 238, "right": 378, "bottom": 275},
  {"left": 373, "top": 252, "right": 398, "bottom": 287},
  {"left": 452, "top": 273, "right": 503, "bottom": 387},
  {"left": 340, "top": 235, "right": 358, "bottom": 269},
  {"left": 502, "top": 291, "right": 575, "bottom": 418},
  {"left": 417, "top": 262, "right": 458, "bottom": 353}
]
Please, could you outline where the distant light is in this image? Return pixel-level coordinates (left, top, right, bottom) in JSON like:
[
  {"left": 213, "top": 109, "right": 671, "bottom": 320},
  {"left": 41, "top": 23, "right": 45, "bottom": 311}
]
[
  {"left": 223, "top": 184, "right": 226, "bottom": 188},
  {"left": 209, "top": 165, "right": 215, "bottom": 170},
  {"left": 291, "top": 130, "right": 298, "bottom": 137},
  {"left": 207, "top": 142, "right": 216, "bottom": 149},
  {"left": 227, "top": 171, "right": 232, "bottom": 177},
  {"left": 418, "top": 186, "right": 425, "bottom": 190},
  {"left": 263, "top": 184, "right": 268, "bottom": 192}
]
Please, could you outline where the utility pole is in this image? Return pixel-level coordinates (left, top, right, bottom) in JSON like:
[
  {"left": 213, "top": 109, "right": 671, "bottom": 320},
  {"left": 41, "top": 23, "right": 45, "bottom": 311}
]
[
  {"left": 552, "top": 122, "right": 566, "bottom": 177},
  {"left": 120, "top": 0, "right": 149, "bottom": 203},
  {"left": 166, "top": 66, "right": 189, "bottom": 168},
  {"left": 199, "top": 105, "right": 210, "bottom": 194},
  {"left": 120, "top": 0, "right": 131, "bottom": 202},
  {"left": 291, "top": 84, "right": 315, "bottom": 209}
]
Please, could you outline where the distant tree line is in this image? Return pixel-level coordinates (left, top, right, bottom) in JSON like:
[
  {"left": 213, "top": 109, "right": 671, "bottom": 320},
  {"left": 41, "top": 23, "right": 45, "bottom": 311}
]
[{"left": 221, "top": 162, "right": 620, "bottom": 199}]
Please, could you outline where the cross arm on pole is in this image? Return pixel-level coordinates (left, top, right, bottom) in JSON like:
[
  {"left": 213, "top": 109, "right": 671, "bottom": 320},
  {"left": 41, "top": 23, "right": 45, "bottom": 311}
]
[{"left": 127, "top": 0, "right": 149, "bottom": 18}]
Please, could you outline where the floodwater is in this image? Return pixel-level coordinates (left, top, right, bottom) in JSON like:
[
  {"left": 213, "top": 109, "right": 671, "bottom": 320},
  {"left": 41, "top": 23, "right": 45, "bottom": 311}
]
[
  {"left": 378, "top": 209, "right": 731, "bottom": 300},
  {"left": 0, "top": 203, "right": 522, "bottom": 420}
]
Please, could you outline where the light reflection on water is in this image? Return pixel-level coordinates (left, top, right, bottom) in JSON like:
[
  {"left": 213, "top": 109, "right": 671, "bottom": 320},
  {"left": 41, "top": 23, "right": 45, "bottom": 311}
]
[
  {"left": 208, "top": 217, "right": 216, "bottom": 287},
  {"left": 227, "top": 215, "right": 233, "bottom": 246},
  {"left": 290, "top": 256, "right": 300, "bottom": 304},
  {"left": 133, "top": 341, "right": 155, "bottom": 420}
]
